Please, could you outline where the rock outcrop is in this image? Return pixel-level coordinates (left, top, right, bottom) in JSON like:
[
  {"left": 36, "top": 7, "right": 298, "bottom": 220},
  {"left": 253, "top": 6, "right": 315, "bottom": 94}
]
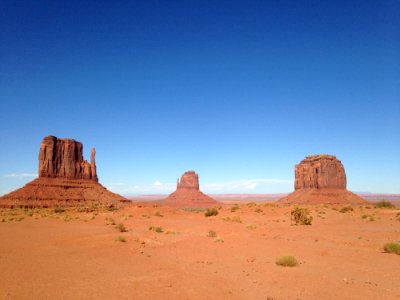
[
  {"left": 39, "top": 136, "right": 98, "bottom": 181},
  {"left": 0, "top": 136, "right": 127, "bottom": 208},
  {"left": 294, "top": 155, "right": 346, "bottom": 190},
  {"left": 164, "top": 171, "right": 218, "bottom": 207},
  {"left": 280, "top": 154, "right": 365, "bottom": 204}
]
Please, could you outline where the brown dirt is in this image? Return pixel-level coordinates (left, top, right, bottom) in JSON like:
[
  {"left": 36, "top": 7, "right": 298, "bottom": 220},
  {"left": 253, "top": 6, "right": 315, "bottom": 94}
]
[{"left": 0, "top": 202, "right": 399, "bottom": 299}]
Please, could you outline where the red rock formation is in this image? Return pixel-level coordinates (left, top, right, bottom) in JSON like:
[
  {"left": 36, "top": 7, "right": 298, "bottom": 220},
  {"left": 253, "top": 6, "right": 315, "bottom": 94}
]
[
  {"left": 280, "top": 154, "right": 365, "bottom": 204},
  {"left": 39, "top": 136, "right": 98, "bottom": 181},
  {"left": 164, "top": 171, "right": 218, "bottom": 207},
  {"left": 0, "top": 136, "right": 127, "bottom": 208},
  {"left": 294, "top": 155, "right": 346, "bottom": 190}
]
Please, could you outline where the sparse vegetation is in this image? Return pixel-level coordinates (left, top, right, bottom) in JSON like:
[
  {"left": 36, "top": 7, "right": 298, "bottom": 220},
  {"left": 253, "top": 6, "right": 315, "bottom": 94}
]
[
  {"left": 105, "top": 216, "right": 116, "bottom": 225},
  {"left": 375, "top": 201, "right": 395, "bottom": 209},
  {"left": 291, "top": 207, "right": 313, "bottom": 225},
  {"left": 116, "top": 236, "right": 127, "bottom": 242},
  {"left": 276, "top": 256, "right": 298, "bottom": 267},
  {"left": 116, "top": 223, "right": 128, "bottom": 232},
  {"left": 207, "top": 230, "right": 217, "bottom": 238},
  {"left": 254, "top": 207, "right": 263, "bottom": 213},
  {"left": 383, "top": 242, "right": 400, "bottom": 255},
  {"left": 53, "top": 206, "right": 65, "bottom": 213},
  {"left": 204, "top": 207, "right": 218, "bottom": 217},
  {"left": 154, "top": 211, "right": 163, "bottom": 217},
  {"left": 230, "top": 205, "right": 240, "bottom": 212},
  {"left": 149, "top": 226, "right": 163, "bottom": 233},
  {"left": 246, "top": 202, "right": 257, "bottom": 208},
  {"left": 339, "top": 206, "right": 354, "bottom": 213},
  {"left": 222, "top": 216, "right": 242, "bottom": 223}
]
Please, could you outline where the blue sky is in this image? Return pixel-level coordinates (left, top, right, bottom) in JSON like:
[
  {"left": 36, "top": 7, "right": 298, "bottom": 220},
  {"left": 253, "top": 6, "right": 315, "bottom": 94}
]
[{"left": 1, "top": 1, "right": 399, "bottom": 195}]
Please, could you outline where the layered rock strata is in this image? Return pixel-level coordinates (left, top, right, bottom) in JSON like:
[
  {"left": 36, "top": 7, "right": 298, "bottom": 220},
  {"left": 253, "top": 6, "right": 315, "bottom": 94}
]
[
  {"left": 0, "top": 136, "right": 127, "bottom": 208},
  {"left": 280, "top": 154, "right": 365, "bottom": 204}
]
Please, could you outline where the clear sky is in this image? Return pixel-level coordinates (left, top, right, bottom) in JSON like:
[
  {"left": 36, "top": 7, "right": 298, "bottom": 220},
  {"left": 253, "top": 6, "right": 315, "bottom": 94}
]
[{"left": 1, "top": 1, "right": 399, "bottom": 195}]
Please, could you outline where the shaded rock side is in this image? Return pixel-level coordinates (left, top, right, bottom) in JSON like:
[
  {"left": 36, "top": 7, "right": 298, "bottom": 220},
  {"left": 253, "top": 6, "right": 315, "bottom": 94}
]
[
  {"left": 39, "top": 136, "right": 98, "bottom": 181},
  {"left": 164, "top": 171, "right": 218, "bottom": 207},
  {"left": 295, "top": 155, "right": 346, "bottom": 190}
]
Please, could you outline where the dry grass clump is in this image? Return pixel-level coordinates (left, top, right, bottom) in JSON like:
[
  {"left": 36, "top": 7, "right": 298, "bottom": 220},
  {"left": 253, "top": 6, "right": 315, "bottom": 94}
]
[
  {"left": 149, "top": 226, "right": 163, "bottom": 233},
  {"left": 115, "top": 236, "right": 127, "bottom": 242},
  {"left": 291, "top": 207, "right": 312, "bottom": 225},
  {"left": 53, "top": 206, "right": 65, "bottom": 214},
  {"left": 375, "top": 201, "right": 395, "bottom": 209},
  {"left": 204, "top": 208, "right": 218, "bottom": 217},
  {"left": 339, "top": 206, "right": 354, "bottom": 213},
  {"left": 116, "top": 223, "right": 128, "bottom": 232},
  {"left": 276, "top": 256, "right": 298, "bottom": 267},
  {"left": 383, "top": 242, "right": 400, "bottom": 255},
  {"left": 230, "top": 205, "right": 240, "bottom": 212},
  {"left": 154, "top": 211, "right": 164, "bottom": 217},
  {"left": 207, "top": 230, "right": 217, "bottom": 238},
  {"left": 222, "top": 216, "right": 242, "bottom": 223},
  {"left": 254, "top": 207, "right": 263, "bottom": 213}
]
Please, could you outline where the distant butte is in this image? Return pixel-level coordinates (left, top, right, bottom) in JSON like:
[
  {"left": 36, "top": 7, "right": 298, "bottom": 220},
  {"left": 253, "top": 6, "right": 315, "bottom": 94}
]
[
  {"left": 0, "top": 136, "right": 127, "bottom": 208},
  {"left": 164, "top": 170, "right": 218, "bottom": 207},
  {"left": 279, "top": 154, "right": 365, "bottom": 204}
]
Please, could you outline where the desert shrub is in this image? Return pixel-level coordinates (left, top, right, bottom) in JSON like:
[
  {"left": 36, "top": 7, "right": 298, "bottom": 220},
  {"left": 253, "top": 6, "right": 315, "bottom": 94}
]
[
  {"left": 254, "top": 208, "right": 263, "bottom": 213},
  {"left": 116, "top": 236, "right": 126, "bottom": 242},
  {"left": 53, "top": 206, "right": 65, "bottom": 213},
  {"left": 149, "top": 226, "right": 163, "bottom": 233},
  {"left": 116, "top": 223, "right": 128, "bottom": 232},
  {"left": 291, "top": 207, "right": 313, "bottom": 225},
  {"left": 375, "top": 201, "right": 395, "bottom": 209},
  {"left": 205, "top": 208, "right": 218, "bottom": 217},
  {"left": 105, "top": 217, "right": 116, "bottom": 225},
  {"left": 207, "top": 230, "right": 217, "bottom": 238},
  {"left": 246, "top": 202, "right": 257, "bottom": 208},
  {"left": 230, "top": 205, "right": 240, "bottom": 212},
  {"left": 222, "top": 216, "right": 242, "bottom": 223},
  {"left": 276, "top": 256, "right": 298, "bottom": 267},
  {"left": 154, "top": 211, "right": 163, "bottom": 217},
  {"left": 339, "top": 206, "right": 354, "bottom": 213},
  {"left": 383, "top": 242, "right": 400, "bottom": 255}
]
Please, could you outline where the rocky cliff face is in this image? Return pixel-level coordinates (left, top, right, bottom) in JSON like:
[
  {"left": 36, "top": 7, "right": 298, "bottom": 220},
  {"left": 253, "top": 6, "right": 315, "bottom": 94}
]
[
  {"left": 38, "top": 136, "right": 98, "bottom": 181},
  {"left": 294, "top": 155, "right": 346, "bottom": 190},
  {"left": 177, "top": 171, "right": 200, "bottom": 190},
  {"left": 280, "top": 154, "right": 364, "bottom": 204}
]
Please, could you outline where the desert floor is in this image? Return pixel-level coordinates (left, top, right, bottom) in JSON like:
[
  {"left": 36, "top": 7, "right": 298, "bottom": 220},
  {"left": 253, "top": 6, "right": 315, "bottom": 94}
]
[{"left": 0, "top": 202, "right": 399, "bottom": 300}]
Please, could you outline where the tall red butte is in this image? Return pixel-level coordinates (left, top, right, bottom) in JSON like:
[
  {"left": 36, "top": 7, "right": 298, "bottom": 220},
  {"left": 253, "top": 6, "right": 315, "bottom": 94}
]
[
  {"left": 164, "top": 170, "right": 218, "bottom": 207},
  {"left": 0, "top": 136, "right": 127, "bottom": 208},
  {"left": 279, "top": 154, "right": 365, "bottom": 204}
]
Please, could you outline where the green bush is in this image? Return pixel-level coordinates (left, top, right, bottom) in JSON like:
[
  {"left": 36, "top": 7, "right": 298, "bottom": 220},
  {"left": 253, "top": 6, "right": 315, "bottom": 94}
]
[
  {"left": 375, "top": 201, "right": 395, "bottom": 209},
  {"left": 291, "top": 207, "right": 313, "bottom": 225},
  {"left": 383, "top": 242, "right": 400, "bottom": 255},
  {"left": 276, "top": 256, "right": 298, "bottom": 267},
  {"left": 205, "top": 208, "right": 219, "bottom": 217}
]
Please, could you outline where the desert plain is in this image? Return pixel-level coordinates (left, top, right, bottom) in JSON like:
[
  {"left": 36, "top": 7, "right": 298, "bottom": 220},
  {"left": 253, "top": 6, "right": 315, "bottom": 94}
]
[{"left": 0, "top": 200, "right": 399, "bottom": 300}]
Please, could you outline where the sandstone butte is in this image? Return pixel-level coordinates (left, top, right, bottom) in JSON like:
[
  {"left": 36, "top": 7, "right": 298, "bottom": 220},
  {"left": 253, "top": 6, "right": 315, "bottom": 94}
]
[
  {"left": 164, "top": 170, "right": 218, "bottom": 207},
  {"left": 279, "top": 154, "right": 365, "bottom": 204},
  {"left": 0, "top": 136, "right": 127, "bottom": 208}
]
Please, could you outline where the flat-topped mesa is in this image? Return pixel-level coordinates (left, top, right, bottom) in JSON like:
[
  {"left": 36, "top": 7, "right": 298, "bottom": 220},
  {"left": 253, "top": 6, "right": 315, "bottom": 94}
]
[
  {"left": 38, "top": 136, "right": 98, "bottom": 181},
  {"left": 279, "top": 154, "right": 365, "bottom": 204},
  {"left": 177, "top": 170, "right": 199, "bottom": 190},
  {"left": 295, "top": 154, "right": 346, "bottom": 190}
]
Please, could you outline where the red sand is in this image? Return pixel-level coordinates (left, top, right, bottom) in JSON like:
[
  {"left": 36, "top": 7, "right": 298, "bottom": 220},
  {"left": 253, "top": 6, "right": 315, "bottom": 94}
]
[{"left": 1, "top": 202, "right": 399, "bottom": 299}]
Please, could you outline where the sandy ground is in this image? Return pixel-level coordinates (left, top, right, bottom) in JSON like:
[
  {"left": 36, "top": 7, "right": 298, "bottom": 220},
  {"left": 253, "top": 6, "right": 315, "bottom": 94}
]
[{"left": 0, "top": 202, "right": 399, "bottom": 300}]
